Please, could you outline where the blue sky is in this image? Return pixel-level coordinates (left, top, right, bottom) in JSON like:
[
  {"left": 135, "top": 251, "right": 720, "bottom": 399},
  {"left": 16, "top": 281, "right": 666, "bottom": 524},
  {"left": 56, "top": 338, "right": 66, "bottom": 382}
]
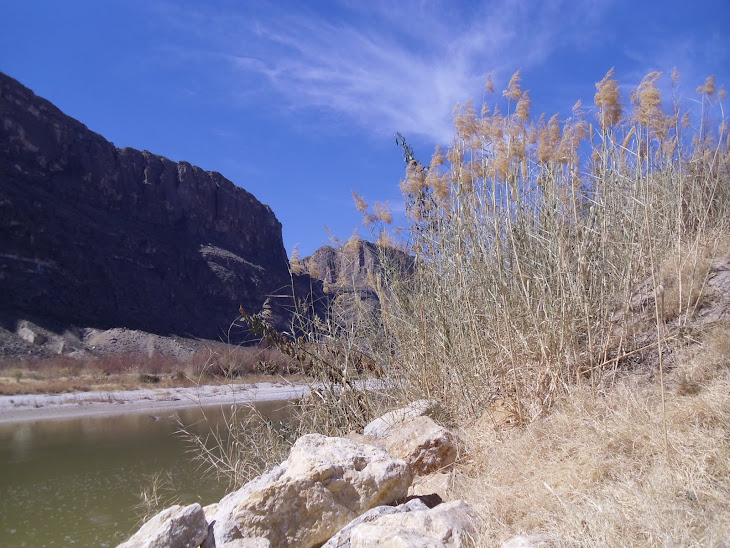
[{"left": 1, "top": 0, "right": 728, "bottom": 256}]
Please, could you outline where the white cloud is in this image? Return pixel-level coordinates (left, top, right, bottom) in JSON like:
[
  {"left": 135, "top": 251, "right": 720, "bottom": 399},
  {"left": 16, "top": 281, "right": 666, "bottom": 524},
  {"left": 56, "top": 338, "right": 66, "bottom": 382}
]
[{"left": 152, "top": 0, "right": 612, "bottom": 143}]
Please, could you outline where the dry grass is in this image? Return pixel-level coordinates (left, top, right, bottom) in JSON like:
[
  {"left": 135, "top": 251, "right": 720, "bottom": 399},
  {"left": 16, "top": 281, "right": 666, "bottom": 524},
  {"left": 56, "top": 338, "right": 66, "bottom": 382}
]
[
  {"left": 455, "top": 361, "right": 730, "bottom": 547},
  {"left": 355, "top": 68, "right": 730, "bottom": 421},
  {"left": 336, "top": 69, "right": 730, "bottom": 545},
  {"left": 180, "top": 402, "right": 300, "bottom": 490},
  {"left": 0, "top": 345, "right": 301, "bottom": 395}
]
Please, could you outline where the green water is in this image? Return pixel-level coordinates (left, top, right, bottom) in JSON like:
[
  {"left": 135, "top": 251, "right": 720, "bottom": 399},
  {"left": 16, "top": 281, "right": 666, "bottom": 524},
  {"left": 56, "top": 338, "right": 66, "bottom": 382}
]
[{"left": 0, "top": 402, "right": 286, "bottom": 547}]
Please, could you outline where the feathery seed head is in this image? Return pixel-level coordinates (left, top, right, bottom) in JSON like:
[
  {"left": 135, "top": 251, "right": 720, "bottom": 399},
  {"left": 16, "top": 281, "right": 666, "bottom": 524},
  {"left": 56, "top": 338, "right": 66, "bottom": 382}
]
[
  {"left": 432, "top": 173, "right": 450, "bottom": 203},
  {"left": 504, "top": 69, "right": 523, "bottom": 101},
  {"left": 343, "top": 233, "right": 363, "bottom": 256},
  {"left": 376, "top": 230, "right": 393, "bottom": 248},
  {"left": 515, "top": 90, "right": 531, "bottom": 123},
  {"left": 404, "top": 160, "right": 427, "bottom": 194},
  {"left": 352, "top": 191, "right": 368, "bottom": 213},
  {"left": 454, "top": 100, "right": 478, "bottom": 141},
  {"left": 374, "top": 201, "right": 393, "bottom": 224},
  {"left": 671, "top": 67, "right": 681, "bottom": 85},
  {"left": 633, "top": 71, "right": 666, "bottom": 135},
  {"left": 696, "top": 75, "right": 716, "bottom": 96},
  {"left": 595, "top": 68, "right": 622, "bottom": 130},
  {"left": 558, "top": 120, "right": 587, "bottom": 164},
  {"left": 289, "top": 244, "right": 304, "bottom": 275},
  {"left": 430, "top": 145, "right": 445, "bottom": 169},
  {"left": 484, "top": 72, "right": 495, "bottom": 94}
]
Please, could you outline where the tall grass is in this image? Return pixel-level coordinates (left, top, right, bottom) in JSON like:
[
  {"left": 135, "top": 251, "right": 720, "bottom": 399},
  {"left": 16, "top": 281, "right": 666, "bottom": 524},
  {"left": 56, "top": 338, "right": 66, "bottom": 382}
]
[{"left": 367, "top": 69, "right": 729, "bottom": 422}]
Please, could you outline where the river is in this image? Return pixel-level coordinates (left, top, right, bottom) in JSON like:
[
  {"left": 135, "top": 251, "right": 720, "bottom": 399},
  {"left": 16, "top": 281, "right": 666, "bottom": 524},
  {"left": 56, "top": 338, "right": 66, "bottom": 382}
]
[{"left": 0, "top": 401, "right": 288, "bottom": 547}]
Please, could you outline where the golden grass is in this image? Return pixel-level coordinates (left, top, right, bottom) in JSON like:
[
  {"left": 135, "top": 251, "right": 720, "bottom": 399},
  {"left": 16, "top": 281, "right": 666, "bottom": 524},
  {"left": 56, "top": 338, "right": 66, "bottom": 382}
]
[
  {"left": 455, "top": 362, "right": 730, "bottom": 547},
  {"left": 351, "top": 68, "right": 730, "bottom": 421},
  {"left": 321, "top": 68, "right": 730, "bottom": 545}
]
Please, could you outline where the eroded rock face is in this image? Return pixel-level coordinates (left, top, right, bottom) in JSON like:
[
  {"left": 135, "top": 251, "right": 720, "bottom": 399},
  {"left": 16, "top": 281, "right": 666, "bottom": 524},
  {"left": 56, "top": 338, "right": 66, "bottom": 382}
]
[
  {"left": 116, "top": 503, "right": 208, "bottom": 548},
  {"left": 212, "top": 434, "right": 412, "bottom": 548},
  {"left": 0, "top": 72, "right": 291, "bottom": 340}
]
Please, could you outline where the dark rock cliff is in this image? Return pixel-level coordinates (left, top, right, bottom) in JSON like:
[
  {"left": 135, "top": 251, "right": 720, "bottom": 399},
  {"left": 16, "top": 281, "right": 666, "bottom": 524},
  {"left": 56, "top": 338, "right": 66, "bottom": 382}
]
[{"left": 0, "top": 72, "right": 292, "bottom": 340}]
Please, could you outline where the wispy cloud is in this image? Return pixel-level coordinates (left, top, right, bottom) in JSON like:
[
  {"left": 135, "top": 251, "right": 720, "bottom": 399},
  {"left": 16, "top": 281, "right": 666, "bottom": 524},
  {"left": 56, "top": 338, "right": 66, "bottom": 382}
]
[{"left": 153, "top": 1, "right": 612, "bottom": 142}]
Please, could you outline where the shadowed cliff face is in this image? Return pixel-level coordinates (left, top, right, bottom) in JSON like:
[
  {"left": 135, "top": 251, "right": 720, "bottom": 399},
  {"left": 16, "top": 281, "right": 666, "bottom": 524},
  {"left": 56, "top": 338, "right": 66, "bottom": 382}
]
[{"left": 0, "top": 72, "right": 291, "bottom": 340}]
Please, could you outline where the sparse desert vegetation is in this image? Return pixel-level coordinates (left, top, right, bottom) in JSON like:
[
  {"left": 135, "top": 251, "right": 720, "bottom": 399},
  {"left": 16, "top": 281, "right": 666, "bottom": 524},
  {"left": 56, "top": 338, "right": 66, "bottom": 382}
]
[{"left": 223, "top": 68, "right": 730, "bottom": 546}]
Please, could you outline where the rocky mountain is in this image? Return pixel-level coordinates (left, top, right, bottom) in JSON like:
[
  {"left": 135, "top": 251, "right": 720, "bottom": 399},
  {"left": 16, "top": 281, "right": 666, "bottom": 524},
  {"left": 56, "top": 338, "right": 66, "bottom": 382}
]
[
  {"left": 0, "top": 72, "right": 293, "bottom": 344},
  {"left": 301, "top": 238, "right": 412, "bottom": 292}
]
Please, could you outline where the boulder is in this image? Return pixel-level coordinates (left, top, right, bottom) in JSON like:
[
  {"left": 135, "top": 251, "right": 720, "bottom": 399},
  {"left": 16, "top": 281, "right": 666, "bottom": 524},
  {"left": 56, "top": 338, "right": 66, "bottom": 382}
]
[
  {"left": 345, "top": 431, "right": 386, "bottom": 450},
  {"left": 384, "top": 415, "right": 458, "bottom": 475},
  {"left": 212, "top": 434, "right": 412, "bottom": 547},
  {"left": 212, "top": 462, "right": 289, "bottom": 542},
  {"left": 348, "top": 500, "right": 478, "bottom": 548},
  {"left": 117, "top": 503, "right": 207, "bottom": 548},
  {"left": 322, "top": 498, "right": 430, "bottom": 548},
  {"left": 17, "top": 323, "right": 47, "bottom": 345},
  {"left": 364, "top": 400, "right": 442, "bottom": 438}
]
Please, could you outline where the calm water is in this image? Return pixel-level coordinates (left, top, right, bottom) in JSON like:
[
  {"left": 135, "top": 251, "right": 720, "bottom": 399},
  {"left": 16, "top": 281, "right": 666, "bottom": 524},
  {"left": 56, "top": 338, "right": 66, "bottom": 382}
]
[{"left": 0, "top": 401, "right": 287, "bottom": 547}]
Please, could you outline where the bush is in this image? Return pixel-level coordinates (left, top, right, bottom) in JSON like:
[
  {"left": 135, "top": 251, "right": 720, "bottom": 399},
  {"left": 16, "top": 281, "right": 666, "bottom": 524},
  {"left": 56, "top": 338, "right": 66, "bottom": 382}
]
[{"left": 364, "top": 69, "right": 729, "bottom": 421}]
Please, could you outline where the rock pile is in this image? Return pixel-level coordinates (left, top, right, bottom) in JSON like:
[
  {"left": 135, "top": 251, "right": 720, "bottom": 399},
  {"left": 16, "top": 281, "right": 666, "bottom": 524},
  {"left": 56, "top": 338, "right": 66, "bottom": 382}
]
[{"left": 118, "top": 401, "right": 477, "bottom": 547}]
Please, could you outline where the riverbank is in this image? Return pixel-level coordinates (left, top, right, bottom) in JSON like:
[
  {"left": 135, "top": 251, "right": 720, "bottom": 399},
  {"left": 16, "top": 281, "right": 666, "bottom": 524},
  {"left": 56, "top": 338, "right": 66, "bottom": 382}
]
[{"left": 0, "top": 381, "right": 309, "bottom": 424}]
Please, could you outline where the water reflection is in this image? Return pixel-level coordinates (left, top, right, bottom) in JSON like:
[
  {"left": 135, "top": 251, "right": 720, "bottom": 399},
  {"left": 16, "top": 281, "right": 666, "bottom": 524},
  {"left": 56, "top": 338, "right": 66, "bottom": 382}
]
[{"left": 0, "top": 401, "right": 289, "bottom": 547}]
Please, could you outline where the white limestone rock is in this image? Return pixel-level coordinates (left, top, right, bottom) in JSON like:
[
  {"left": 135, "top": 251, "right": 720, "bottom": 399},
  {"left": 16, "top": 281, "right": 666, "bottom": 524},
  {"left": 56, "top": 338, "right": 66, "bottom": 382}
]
[
  {"left": 116, "top": 503, "right": 208, "bottom": 548},
  {"left": 212, "top": 462, "right": 288, "bottom": 543},
  {"left": 385, "top": 415, "right": 458, "bottom": 475},
  {"left": 349, "top": 500, "right": 478, "bottom": 548},
  {"left": 202, "top": 503, "right": 218, "bottom": 522},
  {"left": 212, "top": 434, "right": 412, "bottom": 548},
  {"left": 322, "top": 499, "right": 430, "bottom": 548},
  {"left": 364, "top": 400, "right": 442, "bottom": 439},
  {"left": 408, "top": 472, "right": 453, "bottom": 498},
  {"left": 219, "top": 539, "right": 271, "bottom": 548}
]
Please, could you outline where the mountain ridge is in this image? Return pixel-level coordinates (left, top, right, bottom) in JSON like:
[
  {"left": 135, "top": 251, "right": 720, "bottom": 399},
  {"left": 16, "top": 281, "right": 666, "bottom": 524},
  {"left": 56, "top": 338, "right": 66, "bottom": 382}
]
[{"left": 0, "top": 71, "right": 292, "bottom": 343}]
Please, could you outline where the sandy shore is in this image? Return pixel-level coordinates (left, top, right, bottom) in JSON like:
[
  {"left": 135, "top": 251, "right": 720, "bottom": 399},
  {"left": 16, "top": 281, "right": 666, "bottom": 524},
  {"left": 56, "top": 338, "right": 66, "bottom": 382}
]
[{"left": 0, "top": 381, "right": 310, "bottom": 424}]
